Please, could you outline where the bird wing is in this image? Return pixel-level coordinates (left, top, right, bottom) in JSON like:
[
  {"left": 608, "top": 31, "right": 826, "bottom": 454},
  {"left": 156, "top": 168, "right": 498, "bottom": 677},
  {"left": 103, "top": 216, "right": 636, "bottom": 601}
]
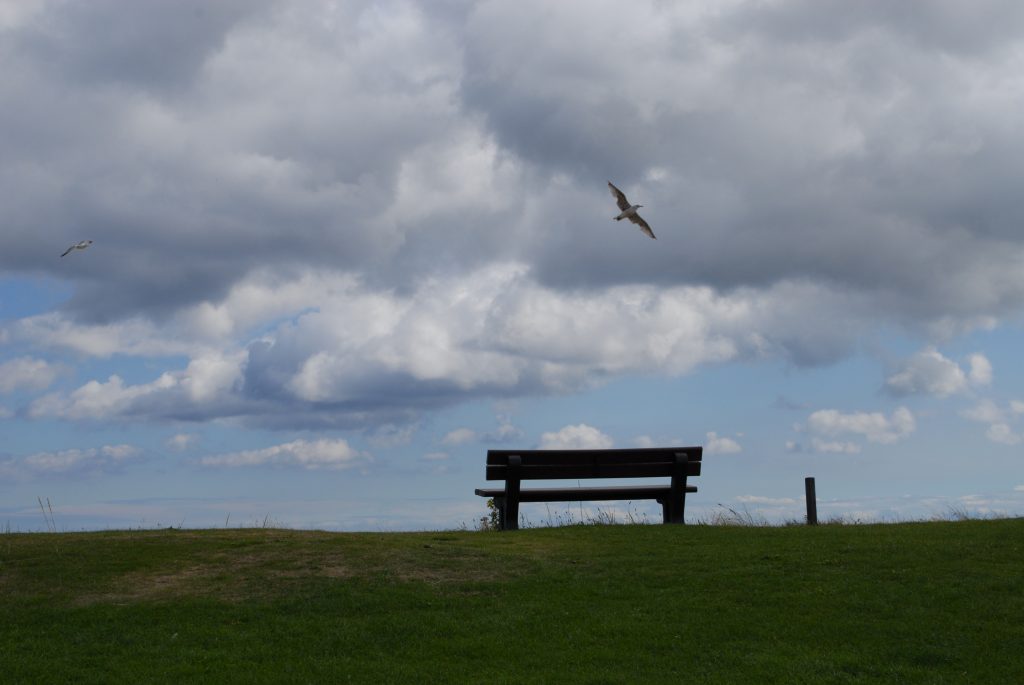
[
  {"left": 628, "top": 213, "right": 656, "bottom": 239},
  {"left": 607, "top": 182, "right": 631, "bottom": 212},
  {"left": 60, "top": 246, "right": 73, "bottom": 257}
]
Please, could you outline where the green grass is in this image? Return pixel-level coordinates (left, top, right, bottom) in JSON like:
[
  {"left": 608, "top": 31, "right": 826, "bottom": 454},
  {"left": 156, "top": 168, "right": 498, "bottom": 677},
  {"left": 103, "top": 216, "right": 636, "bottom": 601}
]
[{"left": 2, "top": 519, "right": 1023, "bottom": 683}]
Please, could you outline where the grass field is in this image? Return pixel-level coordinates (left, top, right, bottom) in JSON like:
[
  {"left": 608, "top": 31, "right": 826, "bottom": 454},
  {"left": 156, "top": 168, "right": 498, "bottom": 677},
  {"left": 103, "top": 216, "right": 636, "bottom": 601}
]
[{"left": 2, "top": 518, "right": 1022, "bottom": 683}]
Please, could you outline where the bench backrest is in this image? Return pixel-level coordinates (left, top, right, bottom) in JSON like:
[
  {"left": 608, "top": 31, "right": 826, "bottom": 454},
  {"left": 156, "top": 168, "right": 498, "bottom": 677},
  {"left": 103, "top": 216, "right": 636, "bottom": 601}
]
[{"left": 485, "top": 447, "right": 702, "bottom": 481}]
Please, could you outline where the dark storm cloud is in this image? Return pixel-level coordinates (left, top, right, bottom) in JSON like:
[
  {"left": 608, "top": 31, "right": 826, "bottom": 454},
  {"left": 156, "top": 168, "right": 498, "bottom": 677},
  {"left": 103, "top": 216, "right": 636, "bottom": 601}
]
[
  {"left": 4, "top": 0, "right": 1024, "bottom": 432},
  {"left": 459, "top": 4, "right": 660, "bottom": 185},
  {"left": 720, "top": 0, "right": 1024, "bottom": 57},
  {"left": 1, "top": 1, "right": 471, "bottom": 321},
  {"left": 7, "top": 0, "right": 1020, "bottom": 329},
  {"left": 457, "top": 0, "right": 1024, "bottom": 325},
  {"left": 11, "top": 0, "right": 270, "bottom": 90}
]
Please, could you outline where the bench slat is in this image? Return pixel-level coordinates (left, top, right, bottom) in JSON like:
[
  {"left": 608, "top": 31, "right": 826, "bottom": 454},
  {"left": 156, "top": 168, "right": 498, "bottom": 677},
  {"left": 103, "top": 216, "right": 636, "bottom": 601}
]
[
  {"left": 486, "top": 460, "right": 701, "bottom": 480},
  {"left": 475, "top": 485, "right": 697, "bottom": 502},
  {"left": 486, "top": 447, "right": 701, "bottom": 466}
]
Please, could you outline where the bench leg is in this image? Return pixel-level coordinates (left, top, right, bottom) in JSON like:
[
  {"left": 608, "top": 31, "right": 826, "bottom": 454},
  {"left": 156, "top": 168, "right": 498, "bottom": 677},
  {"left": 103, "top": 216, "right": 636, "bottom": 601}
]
[
  {"left": 675, "top": 492, "right": 687, "bottom": 524},
  {"left": 658, "top": 495, "right": 686, "bottom": 524},
  {"left": 504, "top": 494, "right": 520, "bottom": 531},
  {"left": 503, "top": 458, "right": 522, "bottom": 531},
  {"left": 667, "top": 454, "right": 688, "bottom": 524},
  {"left": 492, "top": 495, "right": 520, "bottom": 531}
]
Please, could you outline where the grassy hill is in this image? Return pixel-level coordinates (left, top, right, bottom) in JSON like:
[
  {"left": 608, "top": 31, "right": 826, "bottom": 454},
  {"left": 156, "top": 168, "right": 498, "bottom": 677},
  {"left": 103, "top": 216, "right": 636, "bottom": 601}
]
[{"left": 2, "top": 519, "right": 1022, "bottom": 683}]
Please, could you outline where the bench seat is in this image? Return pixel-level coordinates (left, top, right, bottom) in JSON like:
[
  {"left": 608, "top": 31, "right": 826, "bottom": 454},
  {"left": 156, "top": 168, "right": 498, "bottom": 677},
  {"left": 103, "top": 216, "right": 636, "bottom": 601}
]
[{"left": 474, "top": 484, "right": 697, "bottom": 503}]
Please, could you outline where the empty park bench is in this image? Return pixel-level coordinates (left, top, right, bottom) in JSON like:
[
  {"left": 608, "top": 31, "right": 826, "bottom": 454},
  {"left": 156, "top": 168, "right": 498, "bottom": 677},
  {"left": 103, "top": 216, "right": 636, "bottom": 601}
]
[{"left": 474, "top": 446, "right": 703, "bottom": 530}]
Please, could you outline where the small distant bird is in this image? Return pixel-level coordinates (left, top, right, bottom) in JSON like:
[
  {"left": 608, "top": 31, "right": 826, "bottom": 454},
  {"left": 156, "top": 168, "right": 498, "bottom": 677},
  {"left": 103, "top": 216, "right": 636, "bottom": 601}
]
[
  {"left": 608, "top": 182, "right": 655, "bottom": 239},
  {"left": 60, "top": 240, "right": 93, "bottom": 257}
]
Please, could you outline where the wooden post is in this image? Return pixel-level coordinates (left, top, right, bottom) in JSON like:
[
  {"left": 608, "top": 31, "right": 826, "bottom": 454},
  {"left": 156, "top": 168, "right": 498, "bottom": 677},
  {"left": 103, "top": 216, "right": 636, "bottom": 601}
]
[{"left": 805, "top": 476, "right": 818, "bottom": 526}]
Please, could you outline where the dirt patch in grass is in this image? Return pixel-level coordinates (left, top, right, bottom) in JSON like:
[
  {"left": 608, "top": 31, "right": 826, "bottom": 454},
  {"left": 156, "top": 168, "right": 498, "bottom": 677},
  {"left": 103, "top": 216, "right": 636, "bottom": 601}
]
[
  {"left": 72, "top": 549, "right": 359, "bottom": 605},
  {"left": 61, "top": 531, "right": 528, "bottom": 605},
  {"left": 75, "top": 564, "right": 216, "bottom": 605}
]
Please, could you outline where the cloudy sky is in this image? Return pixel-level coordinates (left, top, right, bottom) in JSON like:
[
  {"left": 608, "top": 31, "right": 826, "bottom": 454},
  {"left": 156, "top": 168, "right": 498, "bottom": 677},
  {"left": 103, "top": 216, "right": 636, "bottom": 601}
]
[{"left": 2, "top": 0, "right": 1023, "bottom": 531}]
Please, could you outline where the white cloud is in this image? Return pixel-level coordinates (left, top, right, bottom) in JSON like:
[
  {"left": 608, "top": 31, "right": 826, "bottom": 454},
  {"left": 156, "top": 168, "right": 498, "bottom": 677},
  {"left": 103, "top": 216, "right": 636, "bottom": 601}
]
[
  {"left": 967, "top": 354, "right": 993, "bottom": 387},
  {"left": 886, "top": 348, "right": 994, "bottom": 398},
  {"left": 633, "top": 435, "right": 655, "bottom": 448},
  {"left": 22, "top": 444, "right": 141, "bottom": 474},
  {"left": 29, "top": 351, "right": 245, "bottom": 421},
  {"left": 961, "top": 400, "right": 1005, "bottom": 424},
  {"left": 633, "top": 436, "right": 684, "bottom": 448},
  {"left": 810, "top": 438, "right": 862, "bottom": 454},
  {"left": 806, "top": 407, "right": 915, "bottom": 445},
  {"left": 539, "top": 424, "right": 613, "bottom": 450},
  {"left": 736, "top": 495, "right": 798, "bottom": 506},
  {"left": 0, "top": 457, "right": 16, "bottom": 479},
  {"left": 0, "top": 357, "right": 62, "bottom": 393},
  {"left": 986, "top": 424, "right": 1022, "bottom": 446},
  {"left": 201, "top": 439, "right": 369, "bottom": 470},
  {"left": 166, "top": 433, "right": 198, "bottom": 451},
  {"left": 481, "top": 414, "right": 524, "bottom": 444},
  {"left": 422, "top": 452, "right": 449, "bottom": 461},
  {"left": 885, "top": 347, "right": 968, "bottom": 397},
  {"left": 705, "top": 431, "right": 742, "bottom": 454},
  {"left": 368, "top": 423, "right": 417, "bottom": 449},
  {"left": 420, "top": 451, "right": 451, "bottom": 474},
  {"left": 6, "top": 271, "right": 355, "bottom": 362},
  {"left": 441, "top": 428, "right": 476, "bottom": 446},
  {"left": 961, "top": 399, "right": 1024, "bottom": 446},
  {"left": 10, "top": 314, "right": 194, "bottom": 358},
  {"left": 30, "top": 373, "right": 175, "bottom": 420},
  {"left": 181, "top": 353, "right": 244, "bottom": 403},
  {"left": 21, "top": 267, "right": 888, "bottom": 429}
]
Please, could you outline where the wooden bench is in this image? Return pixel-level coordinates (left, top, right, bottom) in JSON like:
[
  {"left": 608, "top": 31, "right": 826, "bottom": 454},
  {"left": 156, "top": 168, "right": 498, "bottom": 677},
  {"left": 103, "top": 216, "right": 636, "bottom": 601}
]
[{"left": 474, "top": 446, "right": 702, "bottom": 530}]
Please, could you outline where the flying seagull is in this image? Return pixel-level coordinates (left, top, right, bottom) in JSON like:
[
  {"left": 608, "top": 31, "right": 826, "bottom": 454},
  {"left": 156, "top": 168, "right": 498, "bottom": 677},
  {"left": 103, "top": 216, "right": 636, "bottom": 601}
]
[
  {"left": 608, "top": 182, "right": 655, "bottom": 239},
  {"left": 60, "top": 240, "right": 93, "bottom": 257}
]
